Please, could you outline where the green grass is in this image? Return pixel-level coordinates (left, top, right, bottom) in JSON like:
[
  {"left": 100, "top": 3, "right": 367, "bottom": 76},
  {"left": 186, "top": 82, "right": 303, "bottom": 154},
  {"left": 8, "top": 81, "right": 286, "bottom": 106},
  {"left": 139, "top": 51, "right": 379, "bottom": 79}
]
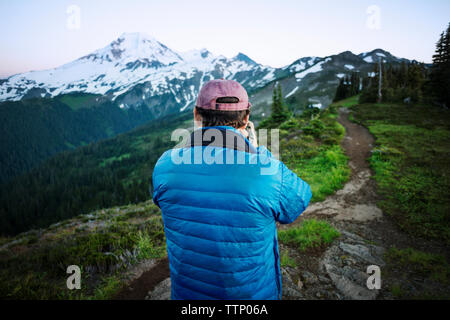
[
  {"left": 278, "top": 219, "right": 340, "bottom": 252},
  {"left": 386, "top": 247, "right": 449, "bottom": 284},
  {"left": 0, "top": 201, "right": 166, "bottom": 300},
  {"left": 390, "top": 284, "right": 406, "bottom": 299},
  {"left": 292, "top": 145, "right": 349, "bottom": 202},
  {"left": 385, "top": 247, "right": 450, "bottom": 299},
  {"left": 273, "top": 103, "right": 350, "bottom": 202},
  {"left": 352, "top": 103, "right": 450, "bottom": 243},
  {"left": 330, "top": 94, "right": 360, "bottom": 108},
  {"left": 90, "top": 276, "right": 123, "bottom": 300},
  {"left": 280, "top": 249, "right": 297, "bottom": 268}
]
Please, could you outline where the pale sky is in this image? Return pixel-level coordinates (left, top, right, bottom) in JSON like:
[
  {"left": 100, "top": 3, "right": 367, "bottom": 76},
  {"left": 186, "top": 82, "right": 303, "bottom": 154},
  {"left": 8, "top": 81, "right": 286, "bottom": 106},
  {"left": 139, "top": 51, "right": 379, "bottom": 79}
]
[{"left": 0, "top": 0, "right": 449, "bottom": 78}]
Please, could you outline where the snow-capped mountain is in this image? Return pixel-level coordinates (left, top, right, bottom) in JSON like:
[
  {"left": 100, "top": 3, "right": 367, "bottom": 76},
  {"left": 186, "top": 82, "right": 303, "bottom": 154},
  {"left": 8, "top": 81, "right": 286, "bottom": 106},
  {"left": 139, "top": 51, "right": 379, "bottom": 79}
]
[
  {"left": 248, "top": 49, "right": 418, "bottom": 119},
  {"left": 0, "top": 33, "right": 420, "bottom": 120},
  {"left": 0, "top": 32, "right": 277, "bottom": 112},
  {"left": 358, "top": 48, "right": 410, "bottom": 64}
]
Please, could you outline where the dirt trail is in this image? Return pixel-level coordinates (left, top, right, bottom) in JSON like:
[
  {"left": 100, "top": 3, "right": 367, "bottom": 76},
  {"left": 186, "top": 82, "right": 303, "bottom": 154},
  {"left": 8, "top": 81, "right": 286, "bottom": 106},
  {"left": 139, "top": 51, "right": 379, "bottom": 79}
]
[
  {"left": 299, "top": 108, "right": 382, "bottom": 222},
  {"left": 277, "top": 108, "right": 390, "bottom": 300},
  {"left": 114, "top": 257, "right": 170, "bottom": 300},
  {"left": 115, "top": 108, "right": 418, "bottom": 300}
]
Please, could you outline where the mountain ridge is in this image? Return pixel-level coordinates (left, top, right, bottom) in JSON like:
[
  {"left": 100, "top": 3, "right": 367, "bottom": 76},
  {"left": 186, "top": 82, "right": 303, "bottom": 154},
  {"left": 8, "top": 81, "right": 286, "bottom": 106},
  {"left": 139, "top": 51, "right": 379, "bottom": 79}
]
[
  {"left": 0, "top": 32, "right": 415, "bottom": 111},
  {"left": 0, "top": 32, "right": 276, "bottom": 106}
]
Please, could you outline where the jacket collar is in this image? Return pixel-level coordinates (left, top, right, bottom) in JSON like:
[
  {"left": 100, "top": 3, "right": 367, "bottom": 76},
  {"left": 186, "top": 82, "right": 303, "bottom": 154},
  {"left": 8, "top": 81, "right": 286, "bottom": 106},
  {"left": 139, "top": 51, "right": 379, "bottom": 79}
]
[{"left": 185, "top": 126, "right": 257, "bottom": 154}]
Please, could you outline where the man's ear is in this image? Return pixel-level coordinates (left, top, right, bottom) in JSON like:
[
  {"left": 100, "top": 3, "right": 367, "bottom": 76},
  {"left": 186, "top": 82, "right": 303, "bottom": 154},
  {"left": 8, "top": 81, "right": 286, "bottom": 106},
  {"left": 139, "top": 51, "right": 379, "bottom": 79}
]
[
  {"left": 240, "top": 111, "right": 250, "bottom": 129},
  {"left": 193, "top": 107, "right": 203, "bottom": 127},
  {"left": 244, "top": 112, "right": 250, "bottom": 125}
]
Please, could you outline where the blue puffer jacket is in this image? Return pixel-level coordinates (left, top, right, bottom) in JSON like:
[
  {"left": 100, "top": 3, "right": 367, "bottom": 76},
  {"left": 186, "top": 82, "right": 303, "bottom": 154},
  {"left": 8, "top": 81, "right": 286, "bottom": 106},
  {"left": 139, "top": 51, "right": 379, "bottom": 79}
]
[{"left": 152, "top": 126, "right": 312, "bottom": 300}]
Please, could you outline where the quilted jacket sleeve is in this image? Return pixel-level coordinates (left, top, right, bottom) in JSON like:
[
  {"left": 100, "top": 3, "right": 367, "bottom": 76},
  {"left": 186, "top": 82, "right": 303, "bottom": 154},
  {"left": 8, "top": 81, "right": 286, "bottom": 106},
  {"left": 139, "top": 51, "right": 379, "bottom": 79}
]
[
  {"left": 151, "top": 154, "right": 165, "bottom": 209},
  {"left": 275, "top": 162, "right": 312, "bottom": 224},
  {"left": 152, "top": 173, "right": 160, "bottom": 208}
]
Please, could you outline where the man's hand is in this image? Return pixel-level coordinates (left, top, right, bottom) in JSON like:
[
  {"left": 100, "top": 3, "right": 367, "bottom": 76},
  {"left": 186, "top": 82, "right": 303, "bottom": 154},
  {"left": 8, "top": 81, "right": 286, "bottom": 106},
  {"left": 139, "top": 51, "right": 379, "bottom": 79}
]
[{"left": 246, "top": 121, "right": 258, "bottom": 148}]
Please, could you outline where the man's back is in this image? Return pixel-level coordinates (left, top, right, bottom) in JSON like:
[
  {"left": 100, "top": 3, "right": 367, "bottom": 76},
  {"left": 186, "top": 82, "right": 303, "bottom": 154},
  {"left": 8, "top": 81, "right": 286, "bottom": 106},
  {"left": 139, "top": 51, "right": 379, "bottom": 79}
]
[{"left": 152, "top": 126, "right": 312, "bottom": 300}]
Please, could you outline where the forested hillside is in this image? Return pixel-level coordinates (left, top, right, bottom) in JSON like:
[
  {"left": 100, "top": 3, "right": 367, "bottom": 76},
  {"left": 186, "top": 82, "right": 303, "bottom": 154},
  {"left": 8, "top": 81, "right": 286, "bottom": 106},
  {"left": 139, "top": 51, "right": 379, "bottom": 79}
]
[
  {"left": 0, "top": 93, "right": 165, "bottom": 184},
  {"left": 0, "top": 111, "right": 191, "bottom": 235}
]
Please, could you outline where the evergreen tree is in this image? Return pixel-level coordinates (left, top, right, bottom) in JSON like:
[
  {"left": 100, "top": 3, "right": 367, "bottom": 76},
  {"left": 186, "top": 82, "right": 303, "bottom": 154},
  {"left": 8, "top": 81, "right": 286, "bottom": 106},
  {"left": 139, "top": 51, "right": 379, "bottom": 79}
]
[
  {"left": 333, "top": 78, "right": 346, "bottom": 102},
  {"left": 359, "top": 64, "right": 380, "bottom": 103},
  {"left": 407, "top": 62, "right": 426, "bottom": 102},
  {"left": 432, "top": 32, "right": 446, "bottom": 65},
  {"left": 430, "top": 23, "right": 450, "bottom": 107},
  {"left": 270, "top": 83, "right": 289, "bottom": 124},
  {"left": 333, "top": 72, "right": 361, "bottom": 102}
]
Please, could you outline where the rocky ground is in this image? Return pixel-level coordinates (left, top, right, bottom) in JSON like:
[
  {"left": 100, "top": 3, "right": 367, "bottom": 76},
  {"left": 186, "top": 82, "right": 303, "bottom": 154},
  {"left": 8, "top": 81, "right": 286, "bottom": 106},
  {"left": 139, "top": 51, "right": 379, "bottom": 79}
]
[{"left": 114, "top": 108, "right": 446, "bottom": 300}]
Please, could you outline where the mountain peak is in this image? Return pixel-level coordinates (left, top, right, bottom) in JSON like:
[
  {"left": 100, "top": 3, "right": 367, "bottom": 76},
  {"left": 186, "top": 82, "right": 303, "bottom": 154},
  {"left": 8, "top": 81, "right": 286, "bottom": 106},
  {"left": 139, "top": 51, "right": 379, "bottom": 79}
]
[
  {"left": 357, "top": 48, "right": 406, "bottom": 64},
  {"left": 358, "top": 48, "right": 390, "bottom": 58},
  {"left": 199, "top": 48, "right": 211, "bottom": 58},
  {"left": 118, "top": 32, "right": 157, "bottom": 40},
  {"left": 90, "top": 32, "right": 184, "bottom": 65},
  {"left": 234, "top": 52, "right": 257, "bottom": 65},
  {"left": 116, "top": 32, "right": 162, "bottom": 48}
]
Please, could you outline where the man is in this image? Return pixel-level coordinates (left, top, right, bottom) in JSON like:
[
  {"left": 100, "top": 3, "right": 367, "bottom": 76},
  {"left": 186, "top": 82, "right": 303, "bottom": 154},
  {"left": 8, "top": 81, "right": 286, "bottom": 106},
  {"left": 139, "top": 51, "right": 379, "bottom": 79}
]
[{"left": 152, "top": 79, "right": 311, "bottom": 300}]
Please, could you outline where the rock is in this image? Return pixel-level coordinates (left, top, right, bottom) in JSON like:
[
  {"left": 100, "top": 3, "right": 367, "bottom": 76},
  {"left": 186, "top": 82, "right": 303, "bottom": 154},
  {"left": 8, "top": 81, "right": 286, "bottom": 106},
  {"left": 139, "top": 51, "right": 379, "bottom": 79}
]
[
  {"left": 330, "top": 272, "right": 377, "bottom": 300},
  {"left": 302, "top": 271, "right": 319, "bottom": 285},
  {"left": 325, "top": 264, "right": 377, "bottom": 300},
  {"left": 146, "top": 277, "right": 171, "bottom": 300},
  {"left": 342, "top": 266, "right": 370, "bottom": 285},
  {"left": 281, "top": 269, "right": 296, "bottom": 288},
  {"left": 339, "top": 242, "right": 385, "bottom": 266},
  {"left": 297, "top": 279, "right": 304, "bottom": 290},
  {"left": 342, "top": 254, "right": 358, "bottom": 266},
  {"left": 283, "top": 286, "right": 304, "bottom": 299},
  {"left": 320, "top": 243, "right": 341, "bottom": 272},
  {"left": 284, "top": 266, "right": 297, "bottom": 276},
  {"left": 340, "top": 230, "right": 366, "bottom": 244},
  {"left": 368, "top": 244, "right": 386, "bottom": 257},
  {"left": 282, "top": 268, "right": 304, "bottom": 299},
  {"left": 318, "top": 275, "right": 331, "bottom": 283},
  {"left": 335, "top": 204, "right": 383, "bottom": 222}
]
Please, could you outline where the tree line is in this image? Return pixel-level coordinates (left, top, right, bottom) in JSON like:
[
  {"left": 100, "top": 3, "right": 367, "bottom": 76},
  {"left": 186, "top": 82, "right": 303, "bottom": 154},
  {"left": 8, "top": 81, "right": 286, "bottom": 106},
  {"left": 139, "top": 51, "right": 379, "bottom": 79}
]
[{"left": 333, "top": 22, "right": 450, "bottom": 107}]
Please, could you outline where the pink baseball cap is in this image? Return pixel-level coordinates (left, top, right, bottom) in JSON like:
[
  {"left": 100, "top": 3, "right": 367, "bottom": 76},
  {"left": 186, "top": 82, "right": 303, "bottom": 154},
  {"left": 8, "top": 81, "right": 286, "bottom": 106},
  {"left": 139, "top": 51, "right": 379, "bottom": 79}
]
[{"left": 196, "top": 79, "right": 251, "bottom": 111}]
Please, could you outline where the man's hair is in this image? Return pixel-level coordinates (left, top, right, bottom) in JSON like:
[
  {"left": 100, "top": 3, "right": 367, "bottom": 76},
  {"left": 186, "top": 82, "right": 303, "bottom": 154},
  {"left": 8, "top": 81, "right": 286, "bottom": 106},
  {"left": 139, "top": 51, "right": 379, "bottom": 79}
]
[{"left": 195, "top": 107, "right": 250, "bottom": 129}]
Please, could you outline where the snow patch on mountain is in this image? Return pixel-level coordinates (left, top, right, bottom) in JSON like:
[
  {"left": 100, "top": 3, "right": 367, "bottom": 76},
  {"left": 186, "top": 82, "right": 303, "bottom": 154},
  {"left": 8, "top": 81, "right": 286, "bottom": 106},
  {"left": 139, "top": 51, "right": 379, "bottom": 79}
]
[
  {"left": 0, "top": 32, "right": 276, "bottom": 104},
  {"left": 285, "top": 86, "right": 299, "bottom": 98},
  {"left": 363, "top": 56, "right": 374, "bottom": 63},
  {"left": 295, "top": 60, "right": 326, "bottom": 81}
]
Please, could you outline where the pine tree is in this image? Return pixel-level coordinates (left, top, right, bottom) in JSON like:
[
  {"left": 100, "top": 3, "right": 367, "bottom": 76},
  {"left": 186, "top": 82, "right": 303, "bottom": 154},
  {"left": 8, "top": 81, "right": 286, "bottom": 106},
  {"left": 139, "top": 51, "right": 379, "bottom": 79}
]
[
  {"left": 270, "top": 83, "right": 289, "bottom": 124},
  {"left": 442, "top": 23, "right": 450, "bottom": 107},
  {"left": 430, "top": 23, "right": 450, "bottom": 107},
  {"left": 271, "top": 84, "right": 280, "bottom": 117},
  {"left": 432, "top": 32, "right": 445, "bottom": 65},
  {"left": 333, "top": 78, "right": 346, "bottom": 102},
  {"left": 333, "top": 72, "right": 362, "bottom": 102}
]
